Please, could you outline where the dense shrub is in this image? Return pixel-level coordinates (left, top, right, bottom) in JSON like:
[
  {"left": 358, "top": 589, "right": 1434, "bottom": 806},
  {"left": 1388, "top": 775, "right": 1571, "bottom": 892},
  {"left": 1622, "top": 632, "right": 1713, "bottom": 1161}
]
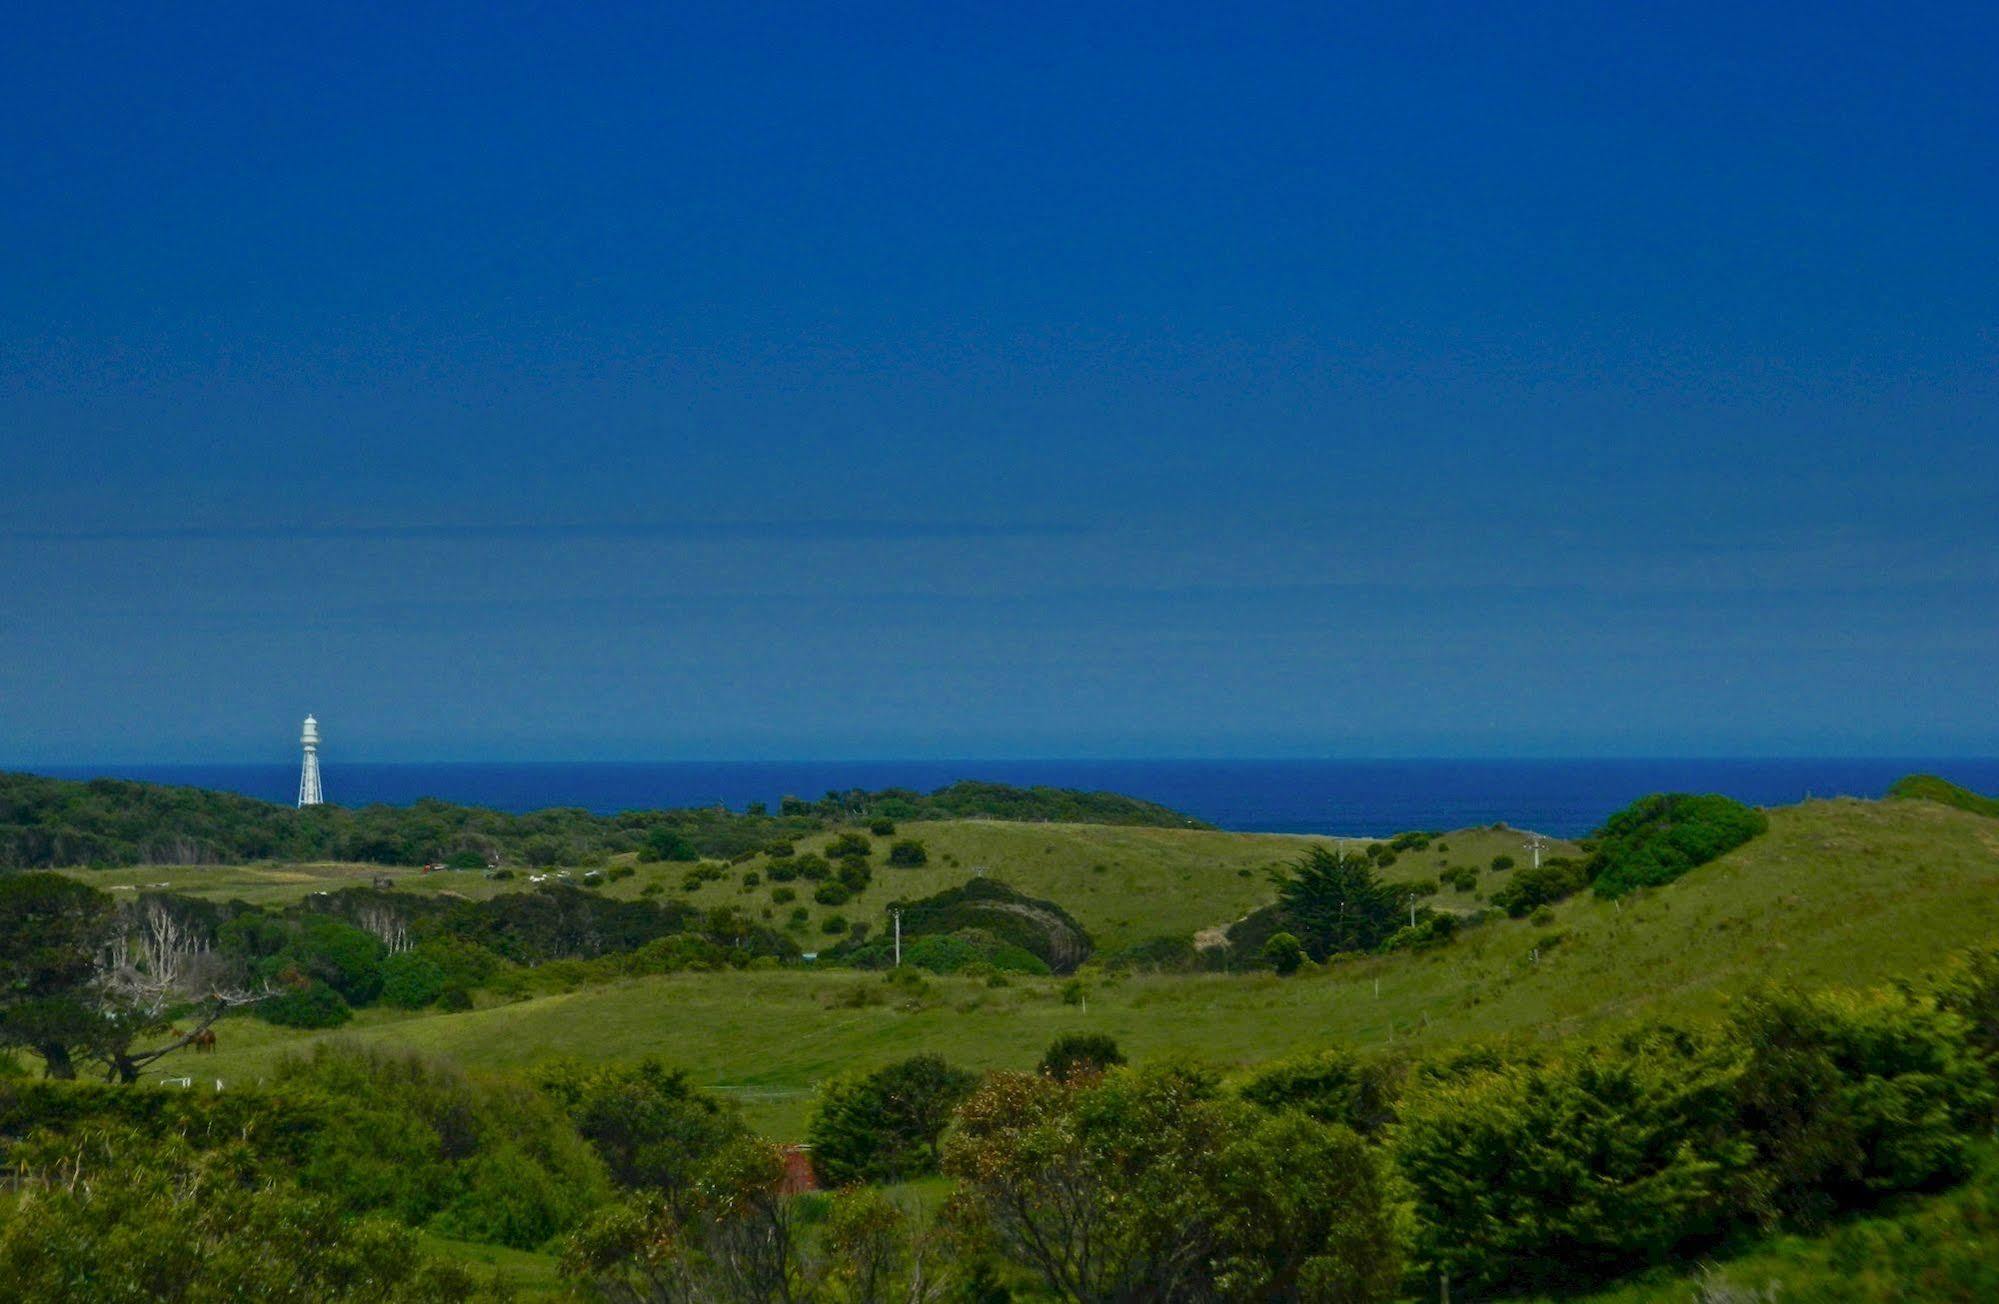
[
  {"left": 537, "top": 1058, "right": 745, "bottom": 1210},
  {"left": 1239, "top": 1048, "right": 1402, "bottom": 1136},
  {"left": 868, "top": 819, "right": 896, "bottom": 836},
  {"left": 1589, "top": 792, "right": 1770, "bottom": 897},
  {"left": 809, "top": 1054, "right": 978, "bottom": 1186},
  {"left": 1490, "top": 859, "right": 1589, "bottom": 916},
  {"left": 0, "top": 1134, "right": 496, "bottom": 1302},
  {"left": 886, "top": 839, "right": 928, "bottom": 867},
  {"left": 945, "top": 1066, "right": 1401, "bottom": 1302},
  {"left": 835, "top": 857, "right": 872, "bottom": 892},
  {"left": 259, "top": 979, "right": 352, "bottom": 1028},
  {"left": 274, "top": 1044, "right": 610, "bottom": 1249},
  {"left": 1263, "top": 931, "right": 1305, "bottom": 974},
  {"left": 379, "top": 952, "right": 447, "bottom": 1009},
  {"left": 793, "top": 854, "right": 831, "bottom": 882},
  {"left": 1395, "top": 1031, "right": 1752, "bottom": 1296},
  {"left": 813, "top": 881, "right": 851, "bottom": 907},
  {"left": 827, "top": 833, "right": 872, "bottom": 859},
  {"left": 1037, "top": 1032, "right": 1126, "bottom": 1082},
  {"left": 1730, "top": 986, "right": 1993, "bottom": 1228}
]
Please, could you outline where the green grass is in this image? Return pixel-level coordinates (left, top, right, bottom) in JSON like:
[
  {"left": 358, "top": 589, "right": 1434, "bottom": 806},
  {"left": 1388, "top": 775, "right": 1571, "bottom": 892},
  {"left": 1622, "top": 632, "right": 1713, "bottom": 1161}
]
[
  {"left": 181, "top": 798, "right": 1999, "bottom": 1140},
  {"left": 421, "top": 1234, "right": 568, "bottom": 1299},
  {"left": 66, "top": 819, "right": 1576, "bottom": 957}
]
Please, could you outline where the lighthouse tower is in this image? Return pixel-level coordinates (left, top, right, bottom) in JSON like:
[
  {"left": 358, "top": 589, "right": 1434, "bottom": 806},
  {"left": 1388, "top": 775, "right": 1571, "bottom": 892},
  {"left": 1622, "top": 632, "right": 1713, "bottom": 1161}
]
[{"left": 297, "top": 715, "right": 324, "bottom": 807}]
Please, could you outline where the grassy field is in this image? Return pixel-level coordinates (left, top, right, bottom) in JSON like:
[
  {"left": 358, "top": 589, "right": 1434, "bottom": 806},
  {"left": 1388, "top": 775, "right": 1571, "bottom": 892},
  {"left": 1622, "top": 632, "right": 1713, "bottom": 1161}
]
[
  {"left": 177, "top": 797, "right": 1999, "bottom": 1140},
  {"left": 64, "top": 818, "right": 1575, "bottom": 955}
]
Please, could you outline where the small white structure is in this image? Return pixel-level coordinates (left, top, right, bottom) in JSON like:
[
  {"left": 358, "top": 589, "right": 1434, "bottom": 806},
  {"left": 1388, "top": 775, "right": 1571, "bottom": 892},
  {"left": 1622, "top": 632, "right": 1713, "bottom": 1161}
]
[{"left": 297, "top": 715, "right": 324, "bottom": 807}]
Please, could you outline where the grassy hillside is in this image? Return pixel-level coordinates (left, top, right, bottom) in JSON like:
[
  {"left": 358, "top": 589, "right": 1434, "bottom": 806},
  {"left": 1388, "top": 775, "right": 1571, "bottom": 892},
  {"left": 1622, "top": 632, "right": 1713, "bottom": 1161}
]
[
  {"left": 1890, "top": 772, "right": 1999, "bottom": 820},
  {"left": 180, "top": 798, "right": 1999, "bottom": 1139},
  {"left": 63, "top": 819, "right": 1575, "bottom": 954}
]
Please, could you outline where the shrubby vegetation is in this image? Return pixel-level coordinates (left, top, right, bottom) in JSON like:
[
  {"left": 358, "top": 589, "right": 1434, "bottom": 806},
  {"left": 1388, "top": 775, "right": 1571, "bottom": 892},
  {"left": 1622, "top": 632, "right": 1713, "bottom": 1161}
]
[
  {"left": 808, "top": 1054, "right": 977, "bottom": 1186},
  {"left": 944, "top": 1063, "right": 1403, "bottom": 1302},
  {"left": 1588, "top": 792, "right": 1769, "bottom": 897}
]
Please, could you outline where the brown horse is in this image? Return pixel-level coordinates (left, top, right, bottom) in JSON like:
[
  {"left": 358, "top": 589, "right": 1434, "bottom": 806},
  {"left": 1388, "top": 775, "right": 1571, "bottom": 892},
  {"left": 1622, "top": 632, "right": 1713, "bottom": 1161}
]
[{"left": 192, "top": 1029, "right": 218, "bottom": 1054}]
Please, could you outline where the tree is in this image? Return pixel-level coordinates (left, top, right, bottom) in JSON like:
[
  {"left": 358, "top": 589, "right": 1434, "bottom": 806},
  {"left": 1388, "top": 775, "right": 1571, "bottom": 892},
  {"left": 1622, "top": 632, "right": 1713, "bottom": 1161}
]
[
  {"left": 1037, "top": 1032, "right": 1125, "bottom": 1082},
  {"left": 538, "top": 1057, "right": 746, "bottom": 1214},
  {"left": 1266, "top": 847, "right": 1405, "bottom": 961},
  {"left": 943, "top": 1066, "right": 1401, "bottom": 1302},
  {"left": 809, "top": 1054, "right": 979, "bottom": 1185},
  {"left": 1263, "top": 931, "right": 1305, "bottom": 975},
  {"left": 0, "top": 873, "right": 121, "bottom": 1078}
]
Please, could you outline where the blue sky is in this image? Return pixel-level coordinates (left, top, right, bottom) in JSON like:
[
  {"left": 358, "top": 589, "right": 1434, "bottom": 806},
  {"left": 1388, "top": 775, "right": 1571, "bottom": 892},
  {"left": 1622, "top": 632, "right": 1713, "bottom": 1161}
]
[{"left": 2, "top": 2, "right": 1994, "bottom": 762}]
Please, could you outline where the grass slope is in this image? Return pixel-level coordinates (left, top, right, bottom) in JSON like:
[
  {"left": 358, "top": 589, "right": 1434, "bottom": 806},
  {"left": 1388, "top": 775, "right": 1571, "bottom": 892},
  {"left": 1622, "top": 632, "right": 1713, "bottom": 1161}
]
[
  {"left": 181, "top": 798, "right": 1999, "bottom": 1140},
  {"left": 1890, "top": 773, "right": 1999, "bottom": 820},
  {"left": 63, "top": 820, "right": 1574, "bottom": 954}
]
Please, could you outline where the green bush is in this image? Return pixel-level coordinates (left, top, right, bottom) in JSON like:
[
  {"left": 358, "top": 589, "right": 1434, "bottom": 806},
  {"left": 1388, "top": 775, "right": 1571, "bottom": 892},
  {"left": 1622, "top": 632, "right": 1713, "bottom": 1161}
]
[
  {"left": 259, "top": 980, "right": 352, "bottom": 1028},
  {"left": 1263, "top": 931, "right": 1305, "bottom": 974},
  {"left": 820, "top": 914, "right": 849, "bottom": 935},
  {"left": 770, "top": 886, "right": 796, "bottom": 905},
  {"left": 1730, "top": 986, "right": 1994, "bottom": 1228},
  {"left": 793, "top": 854, "right": 831, "bottom": 882},
  {"left": 886, "top": 839, "right": 928, "bottom": 867},
  {"left": 868, "top": 819, "right": 896, "bottom": 836},
  {"left": 1037, "top": 1032, "right": 1125, "bottom": 1082},
  {"left": 537, "top": 1058, "right": 744, "bottom": 1206},
  {"left": 814, "top": 881, "right": 851, "bottom": 907},
  {"left": 1239, "top": 1048, "right": 1402, "bottom": 1135},
  {"left": 1491, "top": 859, "right": 1588, "bottom": 917},
  {"left": 809, "top": 1054, "right": 978, "bottom": 1185},
  {"left": 1589, "top": 792, "right": 1770, "bottom": 897},
  {"left": 0, "top": 1134, "right": 494, "bottom": 1301},
  {"left": 1395, "top": 1032, "right": 1752, "bottom": 1296},
  {"left": 444, "top": 850, "right": 487, "bottom": 870},
  {"left": 379, "top": 953, "right": 447, "bottom": 1009},
  {"left": 835, "top": 857, "right": 872, "bottom": 892},
  {"left": 827, "top": 833, "right": 872, "bottom": 859},
  {"left": 1489, "top": 853, "right": 1515, "bottom": 872},
  {"left": 945, "top": 1066, "right": 1401, "bottom": 1302},
  {"left": 766, "top": 859, "right": 798, "bottom": 882}
]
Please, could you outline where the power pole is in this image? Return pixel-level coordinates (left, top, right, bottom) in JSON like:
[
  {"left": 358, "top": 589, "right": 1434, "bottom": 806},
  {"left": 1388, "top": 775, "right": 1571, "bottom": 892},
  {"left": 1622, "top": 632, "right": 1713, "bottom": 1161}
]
[
  {"left": 892, "top": 909, "right": 902, "bottom": 967},
  {"left": 1524, "top": 833, "right": 1546, "bottom": 869}
]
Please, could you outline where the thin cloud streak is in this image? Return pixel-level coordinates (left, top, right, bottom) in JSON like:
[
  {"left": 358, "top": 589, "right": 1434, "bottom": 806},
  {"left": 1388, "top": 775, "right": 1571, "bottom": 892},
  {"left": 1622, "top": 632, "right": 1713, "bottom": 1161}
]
[{"left": 0, "top": 519, "right": 1086, "bottom": 544}]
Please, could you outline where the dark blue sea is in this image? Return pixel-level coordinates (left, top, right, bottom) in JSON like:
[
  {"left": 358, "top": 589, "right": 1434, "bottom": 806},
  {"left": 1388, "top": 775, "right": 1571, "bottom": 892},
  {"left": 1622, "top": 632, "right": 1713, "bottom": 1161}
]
[{"left": 28, "top": 759, "right": 1999, "bottom": 839}]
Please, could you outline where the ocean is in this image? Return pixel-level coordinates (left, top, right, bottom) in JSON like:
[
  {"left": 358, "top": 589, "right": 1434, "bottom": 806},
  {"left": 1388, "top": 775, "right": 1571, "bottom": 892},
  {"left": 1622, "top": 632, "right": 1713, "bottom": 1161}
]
[{"left": 30, "top": 758, "right": 1999, "bottom": 839}]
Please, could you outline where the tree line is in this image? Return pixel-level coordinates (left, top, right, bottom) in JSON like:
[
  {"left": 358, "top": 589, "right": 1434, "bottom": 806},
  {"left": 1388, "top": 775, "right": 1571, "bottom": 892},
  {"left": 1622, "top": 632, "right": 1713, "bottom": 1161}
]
[{"left": 0, "top": 771, "right": 1202, "bottom": 870}]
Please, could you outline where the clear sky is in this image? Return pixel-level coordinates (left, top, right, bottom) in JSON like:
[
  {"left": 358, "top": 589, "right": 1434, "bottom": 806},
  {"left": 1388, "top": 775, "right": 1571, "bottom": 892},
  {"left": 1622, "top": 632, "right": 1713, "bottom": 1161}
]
[{"left": 2, "top": 3, "right": 1994, "bottom": 763}]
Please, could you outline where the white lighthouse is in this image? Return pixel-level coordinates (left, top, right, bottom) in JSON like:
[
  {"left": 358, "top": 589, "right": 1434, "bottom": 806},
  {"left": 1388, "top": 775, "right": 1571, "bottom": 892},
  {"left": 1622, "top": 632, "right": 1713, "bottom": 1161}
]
[{"left": 297, "top": 715, "right": 324, "bottom": 807}]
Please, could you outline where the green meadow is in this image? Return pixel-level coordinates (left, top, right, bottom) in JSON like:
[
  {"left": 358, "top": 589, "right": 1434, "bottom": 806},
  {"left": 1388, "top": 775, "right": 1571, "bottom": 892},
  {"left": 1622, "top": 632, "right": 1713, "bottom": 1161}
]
[{"left": 180, "top": 796, "right": 1999, "bottom": 1140}]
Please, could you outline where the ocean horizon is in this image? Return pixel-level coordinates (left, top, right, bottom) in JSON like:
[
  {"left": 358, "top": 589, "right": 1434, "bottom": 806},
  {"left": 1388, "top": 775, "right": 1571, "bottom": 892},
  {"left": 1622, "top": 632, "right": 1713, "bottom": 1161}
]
[{"left": 23, "top": 757, "right": 1999, "bottom": 840}]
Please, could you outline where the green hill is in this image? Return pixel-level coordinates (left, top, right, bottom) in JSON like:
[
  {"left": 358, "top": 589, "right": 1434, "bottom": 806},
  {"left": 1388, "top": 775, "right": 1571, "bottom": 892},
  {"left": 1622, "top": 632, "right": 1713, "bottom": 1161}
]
[
  {"left": 180, "top": 796, "right": 1999, "bottom": 1139},
  {"left": 1889, "top": 772, "right": 1999, "bottom": 820},
  {"left": 63, "top": 817, "right": 1575, "bottom": 955}
]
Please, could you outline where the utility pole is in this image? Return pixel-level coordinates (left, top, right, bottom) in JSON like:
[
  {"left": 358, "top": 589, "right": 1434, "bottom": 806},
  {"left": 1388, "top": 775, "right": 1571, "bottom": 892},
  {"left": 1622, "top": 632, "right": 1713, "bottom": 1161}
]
[
  {"left": 892, "top": 909, "right": 902, "bottom": 968},
  {"left": 1524, "top": 833, "right": 1546, "bottom": 869}
]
